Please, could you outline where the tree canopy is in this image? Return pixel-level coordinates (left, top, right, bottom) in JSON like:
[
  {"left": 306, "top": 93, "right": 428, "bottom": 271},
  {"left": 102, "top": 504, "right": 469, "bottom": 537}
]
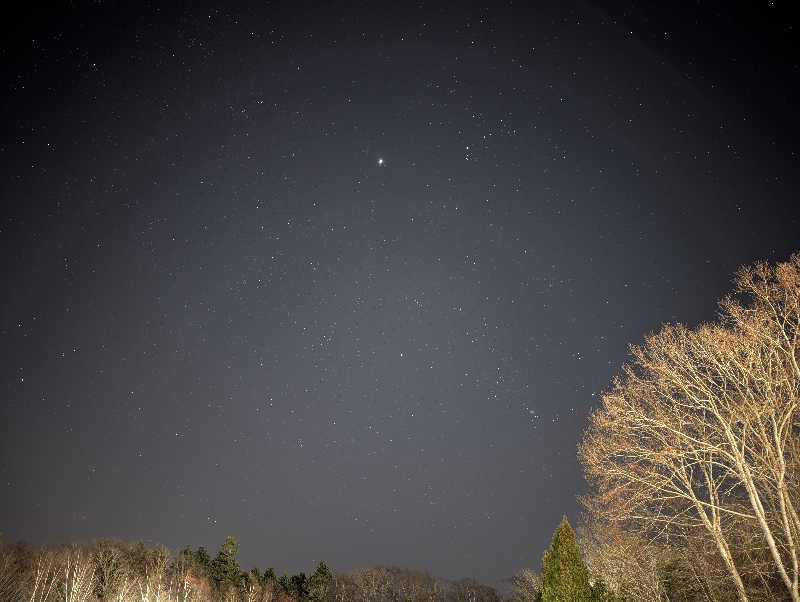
[{"left": 580, "top": 254, "right": 800, "bottom": 601}]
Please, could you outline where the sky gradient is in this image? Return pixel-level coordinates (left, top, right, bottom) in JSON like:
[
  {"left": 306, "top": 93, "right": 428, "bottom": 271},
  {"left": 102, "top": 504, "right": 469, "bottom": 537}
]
[{"left": 1, "top": 0, "right": 798, "bottom": 588}]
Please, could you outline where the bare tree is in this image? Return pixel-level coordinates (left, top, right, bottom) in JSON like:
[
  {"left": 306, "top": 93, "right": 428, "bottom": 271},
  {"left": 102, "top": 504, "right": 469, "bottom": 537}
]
[
  {"left": 242, "top": 579, "right": 260, "bottom": 602},
  {"left": 27, "top": 547, "right": 59, "bottom": 602},
  {"left": 0, "top": 543, "right": 24, "bottom": 602},
  {"left": 92, "top": 540, "right": 137, "bottom": 602},
  {"left": 447, "top": 577, "right": 501, "bottom": 601},
  {"left": 352, "top": 567, "right": 393, "bottom": 601},
  {"left": 718, "top": 256, "right": 800, "bottom": 599},
  {"left": 509, "top": 568, "right": 540, "bottom": 602},
  {"left": 220, "top": 585, "right": 239, "bottom": 602},
  {"left": 126, "top": 542, "right": 173, "bottom": 602},
  {"left": 62, "top": 545, "right": 96, "bottom": 602},
  {"left": 386, "top": 567, "right": 438, "bottom": 601},
  {"left": 332, "top": 572, "right": 358, "bottom": 602},
  {"left": 186, "top": 573, "right": 214, "bottom": 602},
  {"left": 169, "top": 547, "right": 197, "bottom": 602},
  {"left": 577, "top": 518, "right": 667, "bottom": 601},
  {"left": 579, "top": 254, "right": 800, "bottom": 602}
]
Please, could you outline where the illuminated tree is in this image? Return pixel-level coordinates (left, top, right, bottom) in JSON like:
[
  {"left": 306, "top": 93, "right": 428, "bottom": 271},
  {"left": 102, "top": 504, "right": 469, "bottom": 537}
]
[
  {"left": 580, "top": 254, "right": 800, "bottom": 602},
  {"left": 92, "top": 540, "right": 135, "bottom": 602},
  {"left": 511, "top": 568, "right": 541, "bottom": 601},
  {"left": 577, "top": 518, "right": 666, "bottom": 601},
  {"left": 62, "top": 545, "right": 96, "bottom": 602}
]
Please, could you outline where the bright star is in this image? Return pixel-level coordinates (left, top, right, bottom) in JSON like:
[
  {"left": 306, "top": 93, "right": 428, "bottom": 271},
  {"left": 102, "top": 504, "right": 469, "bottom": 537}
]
[{"left": 377, "top": 158, "right": 385, "bottom": 166}]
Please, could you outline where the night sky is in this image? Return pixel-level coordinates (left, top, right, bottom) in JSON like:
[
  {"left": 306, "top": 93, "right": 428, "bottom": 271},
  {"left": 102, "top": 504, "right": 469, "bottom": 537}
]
[{"left": 1, "top": 0, "right": 798, "bottom": 588}]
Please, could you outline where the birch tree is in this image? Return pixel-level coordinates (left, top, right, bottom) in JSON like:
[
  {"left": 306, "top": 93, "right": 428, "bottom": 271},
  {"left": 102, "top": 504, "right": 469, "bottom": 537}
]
[
  {"left": 62, "top": 545, "right": 95, "bottom": 602},
  {"left": 92, "top": 540, "right": 136, "bottom": 602},
  {"left": 28, "top": 548, "right": 59, "bottom": 602}
]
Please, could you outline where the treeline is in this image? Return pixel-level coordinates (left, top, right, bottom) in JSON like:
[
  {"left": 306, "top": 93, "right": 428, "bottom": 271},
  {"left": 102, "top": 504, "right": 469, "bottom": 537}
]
[
  {"left": 508, "top": 512, "right": 785, "bottom": 601},
  {"left": 508, "top": 254, "right": 800, "bottom": 601},
  {"left": 5, "top": 254, "right": 798, "bottom": 602},
  {"left": 0, "top": 535, "right": 503, "bottom": 601}
]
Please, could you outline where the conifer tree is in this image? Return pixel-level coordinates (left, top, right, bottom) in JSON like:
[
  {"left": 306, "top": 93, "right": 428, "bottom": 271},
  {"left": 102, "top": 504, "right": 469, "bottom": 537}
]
[
  {"left": 539, "top": 516, "right": 592, "bottom": 602},
  {"left": 307, "top": 561, "right": 333, "bottom": 601},
  {"left": 211, "top": 536, "right": 242, "bottom": 589},
  {"left": 195, "top": 546, "right": 212, "bottom": 574},
  {"left": 290, "top": 572, "right": 308, "bottom": 600}
]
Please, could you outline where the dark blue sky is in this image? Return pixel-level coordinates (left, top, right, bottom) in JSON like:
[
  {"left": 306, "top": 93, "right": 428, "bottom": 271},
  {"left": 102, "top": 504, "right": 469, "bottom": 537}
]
[{"left": 1, "top": 0, "right": 798, "bottom": 588}]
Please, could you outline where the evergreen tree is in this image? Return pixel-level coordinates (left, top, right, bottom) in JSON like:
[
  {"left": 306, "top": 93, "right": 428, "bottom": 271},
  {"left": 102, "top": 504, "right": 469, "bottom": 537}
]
[
  {"left": 211, "top": 536, "right": 242, "bottom": 589},
  {"left": 307, "top": 561, "right": 333, "bottom": 601},
  {"left": 195, "top": 546, "right": 212, "bottom": 573},
  {"left": 290, "top": 572, "right": 309, "bottom": 600},
  {"left": 539, "top": 516, "right": 592, "bottom": 602}
]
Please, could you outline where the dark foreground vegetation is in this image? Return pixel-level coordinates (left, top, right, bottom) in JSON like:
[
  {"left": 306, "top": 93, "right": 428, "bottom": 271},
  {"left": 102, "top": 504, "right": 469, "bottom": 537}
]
[{"left": 4, "top": 254, "right": 799, "bottom": 601}]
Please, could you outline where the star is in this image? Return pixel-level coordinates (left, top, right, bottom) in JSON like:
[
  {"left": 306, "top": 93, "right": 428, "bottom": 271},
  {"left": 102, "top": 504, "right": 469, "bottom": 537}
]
[{"left": 2, "top": 1, "right": 796, "bottom": 592}]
